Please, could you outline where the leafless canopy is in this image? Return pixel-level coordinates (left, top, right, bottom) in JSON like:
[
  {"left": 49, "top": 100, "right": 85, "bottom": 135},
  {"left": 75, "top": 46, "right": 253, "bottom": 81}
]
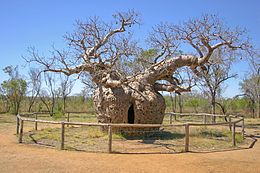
[{"left": 26, "top": 12, "right": 250, "bottom": 93}]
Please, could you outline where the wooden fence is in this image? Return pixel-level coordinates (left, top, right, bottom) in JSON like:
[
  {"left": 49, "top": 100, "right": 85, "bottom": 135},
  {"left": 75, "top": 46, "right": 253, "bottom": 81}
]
[{"left": 16, "top": 112, "right": 245, "bottom": 153}]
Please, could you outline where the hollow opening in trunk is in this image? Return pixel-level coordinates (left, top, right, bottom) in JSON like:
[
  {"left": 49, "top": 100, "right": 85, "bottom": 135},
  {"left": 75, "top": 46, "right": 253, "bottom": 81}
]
[{"left": 128, "top": 104, "right": 135, "bottom": 124}]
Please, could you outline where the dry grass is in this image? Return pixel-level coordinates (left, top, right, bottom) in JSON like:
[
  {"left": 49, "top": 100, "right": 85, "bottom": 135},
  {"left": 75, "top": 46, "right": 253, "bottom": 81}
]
[
  {"left": 0, "top": 113, "right": 255, "bottom": 153},
  {"left": 22, "top": 122, "right": 250, "bottom": 153}
]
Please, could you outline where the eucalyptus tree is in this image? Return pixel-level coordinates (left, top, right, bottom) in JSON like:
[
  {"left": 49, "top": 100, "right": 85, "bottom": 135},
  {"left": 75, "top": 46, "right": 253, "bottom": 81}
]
[
  {"left": 196, "top": 48, "right": 237, "bottom": 117},
  {"left": 58, "top": 74, "right": 75, "bottom": 114},
  {"left": 27, "top": 68, "right": 42, "bottom": 112},
  {"left": 39, "top": 73, "right": 58, "bottom": 115},
  {"left": 0, "top": 66, "right": 27, "bottom": 115},
  {"left": 238, "top": 50, "right": 260, "bottom": 118}
]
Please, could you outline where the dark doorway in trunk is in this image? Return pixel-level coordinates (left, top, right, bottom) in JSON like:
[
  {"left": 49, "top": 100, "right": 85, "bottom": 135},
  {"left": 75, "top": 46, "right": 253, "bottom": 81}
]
[{"left": 128, "top": 104, "right": 135, "bottom": 124}]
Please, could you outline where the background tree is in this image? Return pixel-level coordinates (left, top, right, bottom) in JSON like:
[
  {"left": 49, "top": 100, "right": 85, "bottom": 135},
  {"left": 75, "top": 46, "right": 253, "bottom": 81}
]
[
  {"left": 27, "top": 68, "right": 42, "bottom": 112},
  {"left": 240, "top": 50, "right": 260, "bottom": 118},
  {"left": 0, "top": 89, "right": 10, "bottom": 113},
  {"left": 26, "top": 12, "right": 249, "bottom": 125},
  {"left": 185, "top": 94, "right": 202, "bottom": 113},
  {"left": 39, "top": 73, "right": 58, "bottom": 115},
  {"left": 196, "top": 48, "right": 237, "bottom": 117},
  {"left": 58, "top": 74, "right": 75, "bottom": 114},
  {"left": 0, "top": 66, "right": 27, "bottom": 115},
  {"left": 240, "top": 74, "right": 260, "bottom": 118}
]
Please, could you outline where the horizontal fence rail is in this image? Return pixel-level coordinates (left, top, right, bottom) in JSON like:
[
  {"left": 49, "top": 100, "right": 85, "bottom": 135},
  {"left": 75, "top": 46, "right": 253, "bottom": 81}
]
[{"left": 16, "top": 112, "right": 245, "bottom": 153}]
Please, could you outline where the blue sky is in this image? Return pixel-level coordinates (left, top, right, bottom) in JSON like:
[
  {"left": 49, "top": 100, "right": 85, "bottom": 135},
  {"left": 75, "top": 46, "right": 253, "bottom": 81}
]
[{"left": 0, "top": 0, "right": 259, "bottom": 97}]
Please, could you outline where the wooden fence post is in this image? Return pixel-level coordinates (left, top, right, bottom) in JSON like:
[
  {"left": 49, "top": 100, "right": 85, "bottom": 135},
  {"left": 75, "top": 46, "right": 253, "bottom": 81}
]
[
  {"left": 67, "top": 113, "right": 70, "bottom": 127},
  {"left": 185, "top": 124, "right": 190, "bottom": 152},
  {"left": 232, "top": 122, "right": 236, "bottom": 147},
  {"left": 170, "top": 114, "right": 173, "bottom": 124},
  {"left": 241, "top": 117, "right": 245, "bottom": 139},
  {"left": 108, "top": 125, "right": 112, "bottom": 153},
  {"left": 203, "top": 115, "right": 207, "bottom": 124},
  {"left": 229, "top": 116, "right": 232, "bottom": 131},
  {"left": 18, "top": 120, "right": 24, "bottom": 143},
  {"left": 35, "top": 113, "right": 38, "bottom": 130},
  {"left": 16, "top": 116, "right": 20, "bottom": 135},
  {"left": 61, "top": 122, "right": 65, "bottom": 150}
]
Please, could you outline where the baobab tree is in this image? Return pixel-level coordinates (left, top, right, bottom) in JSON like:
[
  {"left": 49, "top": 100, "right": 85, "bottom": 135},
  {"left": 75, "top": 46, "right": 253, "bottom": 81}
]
[{"left": 26, "top": 11, "right": 249, "bottom": 125}]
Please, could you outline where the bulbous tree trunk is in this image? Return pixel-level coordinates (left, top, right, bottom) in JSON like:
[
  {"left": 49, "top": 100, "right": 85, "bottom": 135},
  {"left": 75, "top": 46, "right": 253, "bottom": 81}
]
[{"left": 93, "top": 82, "right": 166, "bottom": 125}]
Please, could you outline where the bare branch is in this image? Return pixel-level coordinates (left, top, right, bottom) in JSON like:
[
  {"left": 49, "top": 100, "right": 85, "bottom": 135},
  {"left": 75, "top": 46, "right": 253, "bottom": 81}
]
[
  {"left": 26, "top": 11, "right": 140, "bottom": 82},
  {"left": 26, "top": 12, "right": 249, "bottom": 94},
  {"left": 172, "top": 14, "right": 249, "bottom": 65},
  {"left": 154, "top": 83, "right": 191, "bottom": 93}
]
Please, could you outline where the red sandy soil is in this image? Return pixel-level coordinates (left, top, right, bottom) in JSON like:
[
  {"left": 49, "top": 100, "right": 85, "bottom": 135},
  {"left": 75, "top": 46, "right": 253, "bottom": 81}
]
[{"left": 0, "top": 115, "right": 260, "bottom": 173}]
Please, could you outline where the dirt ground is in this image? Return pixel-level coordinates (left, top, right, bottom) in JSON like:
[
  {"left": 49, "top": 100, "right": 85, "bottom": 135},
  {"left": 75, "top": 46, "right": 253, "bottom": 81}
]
[{"left": 1, "top": 115, "right": 260, "bottom": 173}]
